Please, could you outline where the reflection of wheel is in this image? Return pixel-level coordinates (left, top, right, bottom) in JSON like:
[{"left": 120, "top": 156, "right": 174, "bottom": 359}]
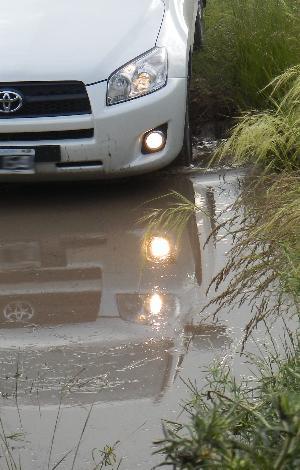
[
  {"left": 3, "top": 301, "right": 34, "bottom": 322},
  {"left": 194, "top": 1, "right": 205, "bottom": 50}
]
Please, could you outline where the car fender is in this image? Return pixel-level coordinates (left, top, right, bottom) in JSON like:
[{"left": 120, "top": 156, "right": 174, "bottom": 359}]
[{"left": 156, "top": 0, "right": 198, "bottom": 78}]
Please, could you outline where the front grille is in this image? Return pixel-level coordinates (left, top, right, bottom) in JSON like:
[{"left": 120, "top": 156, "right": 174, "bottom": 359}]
[
  {"left": 0, "top": 81, "right": 92, "bottom": 118},
  {"left": 0, "top": 129, "right": 94, "bottom": 142}
]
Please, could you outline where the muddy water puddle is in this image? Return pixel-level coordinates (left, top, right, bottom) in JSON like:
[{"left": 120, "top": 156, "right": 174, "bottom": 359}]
[{"left": 0, "top": 170, "right": 290, "bottom": 469}]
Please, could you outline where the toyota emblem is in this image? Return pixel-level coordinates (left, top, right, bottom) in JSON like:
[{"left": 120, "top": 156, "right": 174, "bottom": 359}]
[{"left": 0, "top": 90, "right": 23, "bottom": 114}]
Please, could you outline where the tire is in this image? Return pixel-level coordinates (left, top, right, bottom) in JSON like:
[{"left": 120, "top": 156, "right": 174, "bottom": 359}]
[
  {"left": 171, "top": 60, "right": 193, "bottom": 168},
  {"left": 174, "top": 98, "right": 192, "bottom": 167},
  {"left": 194, "top": 1, "right": 204, "bottom": 50}
]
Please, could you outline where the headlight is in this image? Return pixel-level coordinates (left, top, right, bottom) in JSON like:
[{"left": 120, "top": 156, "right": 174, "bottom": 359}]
[{"left": 107, "top": 47, "right": 168, "bottom": 106}]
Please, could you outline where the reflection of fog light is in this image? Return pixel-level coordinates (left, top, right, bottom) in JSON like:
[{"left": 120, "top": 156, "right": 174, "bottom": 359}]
[
  {"left": 148, "top": 293, "right": 163, "bottom": 316},
  {"left": 143, "top": 131, "right": 166, "bottom": 153},
  {"left": 117, "top": 293, "right": 178, "bottom": 325},
  {"left": 149, "top": 236, "right": 171, "bottom": 262}
]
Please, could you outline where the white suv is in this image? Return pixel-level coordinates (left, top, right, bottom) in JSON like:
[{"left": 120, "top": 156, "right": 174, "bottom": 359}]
[{"left": 0, "top": 0, "right": 204, "bottom": 180}]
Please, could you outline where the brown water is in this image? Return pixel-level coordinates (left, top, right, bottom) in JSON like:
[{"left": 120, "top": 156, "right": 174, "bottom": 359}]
[{"left": 0, "top": 170, "right": 290, "bottom": 469}]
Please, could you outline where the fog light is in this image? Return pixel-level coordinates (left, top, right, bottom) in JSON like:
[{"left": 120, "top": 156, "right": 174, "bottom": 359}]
[{"left": 143, "top": 130, "right": 166, "bottom": 153}]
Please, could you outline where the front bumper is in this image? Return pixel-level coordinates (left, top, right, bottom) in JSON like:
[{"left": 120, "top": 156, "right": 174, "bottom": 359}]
[{"left": 0, "top": 78, "right": 187, "bottom": 181}]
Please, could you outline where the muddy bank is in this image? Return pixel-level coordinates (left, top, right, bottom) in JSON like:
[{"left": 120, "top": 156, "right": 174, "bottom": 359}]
[{"left": 190, "top": 79, "right": 235, "bottom": 136}]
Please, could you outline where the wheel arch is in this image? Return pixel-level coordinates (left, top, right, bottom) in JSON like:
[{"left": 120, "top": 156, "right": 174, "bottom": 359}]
[{"left": 156, "top": 0, "right": 195, "bottom": 79}]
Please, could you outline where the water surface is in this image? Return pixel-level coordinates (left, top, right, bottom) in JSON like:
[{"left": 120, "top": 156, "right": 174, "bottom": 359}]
[{"left": 0, "top": 170, "right": 289, "bottom": 469}]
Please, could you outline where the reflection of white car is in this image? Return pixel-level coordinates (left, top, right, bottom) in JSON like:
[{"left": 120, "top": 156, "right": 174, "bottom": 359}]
[
  {"left": 0, "top": 176, "right": 224, "bottom": 405},
  {"left": 0, "top": 0, "right": 205, "bottom": 180}
]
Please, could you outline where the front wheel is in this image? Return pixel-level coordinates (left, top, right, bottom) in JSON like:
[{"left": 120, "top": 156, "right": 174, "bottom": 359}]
[{"left": 172, "top": 91, "right": 193, "bottom": 167}]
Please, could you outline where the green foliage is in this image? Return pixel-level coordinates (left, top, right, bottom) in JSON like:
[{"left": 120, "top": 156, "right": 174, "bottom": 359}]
[
  {"left": 214, "top": 65, "right": 300, "bottom": 171},
  {"left": 156, "top": 332, "right": 300, "bottom": 469},
  {"left": 192, "top": 0, "right": 300, "bottom": 118}
]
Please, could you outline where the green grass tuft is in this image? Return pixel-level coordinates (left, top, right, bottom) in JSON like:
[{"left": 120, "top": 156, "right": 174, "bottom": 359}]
[
  {"left": 214, "top": 65, "right": 300, "bottom": 171},
  {"left": 156, "top": 328, "right": 300, "bottom": 469}
]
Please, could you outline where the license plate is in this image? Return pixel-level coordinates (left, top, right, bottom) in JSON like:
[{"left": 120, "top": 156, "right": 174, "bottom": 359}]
[{"left": 0, "top": 148, "right": 35, "bottom": 173}]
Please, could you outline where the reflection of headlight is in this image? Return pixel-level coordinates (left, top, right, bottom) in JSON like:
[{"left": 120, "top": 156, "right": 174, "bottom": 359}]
[
  {"left": 146, "top": 236, "right": 172, "bottom": 263},
  {"left": 107, "top": 47, "right": 168, "bottom": 106},
  {"left": 117, "top": 293, "right": 177, "bottom": 325}
]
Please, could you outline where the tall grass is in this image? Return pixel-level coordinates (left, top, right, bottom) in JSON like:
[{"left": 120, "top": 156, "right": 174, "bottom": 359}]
[
  {"left": 206, "top": 173, "right": 300, "bottom": 342},
  {"left": 148, "top": 177, "right": 300, "bottom": 467},
  {"left": 214, "top": 65, "right": 300, "bottom": 171},
  {"left": 154, "top": 181, "right": 300, "bottom": 466},
  {"left": 140, "top": 174, "right": 299, "bottom": 339},
  {"left": 192, "top": 0, "right": 300, "bottom": 118}
]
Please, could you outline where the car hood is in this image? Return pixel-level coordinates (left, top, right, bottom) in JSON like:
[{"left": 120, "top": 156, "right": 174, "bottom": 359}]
[{"left": 0, "top": 0, "right": 165, "bottom": 84}]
